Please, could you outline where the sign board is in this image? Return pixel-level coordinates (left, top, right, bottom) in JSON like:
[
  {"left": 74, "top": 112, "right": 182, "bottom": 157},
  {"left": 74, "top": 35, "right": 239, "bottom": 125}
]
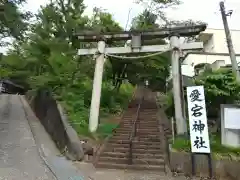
[
  {"left": 187, "top": 86, "right": 210, "bottom": 153},
  {"left": 221, "top": 105, "right": 240, "bottom": 148},
  {"left": 224, "top": 107, "right": 240, "bottom": 129}
]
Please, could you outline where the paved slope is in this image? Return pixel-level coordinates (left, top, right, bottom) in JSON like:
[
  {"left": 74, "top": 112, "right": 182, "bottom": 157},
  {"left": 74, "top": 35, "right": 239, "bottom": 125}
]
[
  {"left": 0, "top": 94, "right": 56, "bottom": 180},
  {"left": 20, "top": 95, "right": 88, "bottom": 180}
]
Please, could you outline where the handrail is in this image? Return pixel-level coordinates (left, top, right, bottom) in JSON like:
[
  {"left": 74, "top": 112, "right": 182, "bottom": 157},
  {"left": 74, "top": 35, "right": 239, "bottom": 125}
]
[
  {"left": 93, "top": 86, "right": 138, "bottom": 165},
  {"left": 128, "top": 89, "right": 144, "bottom": 165},
  {"left": 110, "top": 85, "right": 138, "bottom": 134},
  {"left": 154, "top": 92, "right": 171, "bottom": 173}
]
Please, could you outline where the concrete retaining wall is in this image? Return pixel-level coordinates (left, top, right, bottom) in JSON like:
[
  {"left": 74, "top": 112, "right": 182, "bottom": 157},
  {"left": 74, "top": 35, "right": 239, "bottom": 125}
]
[
  {"left": 27, "top": 89, "right": 84, "bottom": 161},
  {"left": 170, "top": 151, "right": 240, "bottom": 180}
]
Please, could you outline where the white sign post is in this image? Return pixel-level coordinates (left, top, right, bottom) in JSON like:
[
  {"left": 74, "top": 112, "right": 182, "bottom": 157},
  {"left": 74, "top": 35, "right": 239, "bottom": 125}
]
[
  {"left": 186, "top": 85, "right": 212, "bottom": 177},
  {"left": 187, "top": 85, "right": 210, "bottom": 153}
]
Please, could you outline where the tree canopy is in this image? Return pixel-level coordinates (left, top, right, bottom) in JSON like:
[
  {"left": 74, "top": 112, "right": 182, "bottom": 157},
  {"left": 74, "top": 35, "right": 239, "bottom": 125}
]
[
  {"left": 194, "top": 68, "right": 240, "bottom": 118},
  {"left": 0, "top": 0, "right": 196, "bottom": 134},
  {"left": 0, "top": 0, "right": 31, "bottom": 46}
]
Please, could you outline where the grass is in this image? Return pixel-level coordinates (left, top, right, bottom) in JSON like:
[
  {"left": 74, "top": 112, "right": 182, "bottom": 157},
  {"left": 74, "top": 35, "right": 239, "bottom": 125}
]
[
  {"left": 60, "top": 82, "right": 134, "bottom": 140},
  {"left": 72, "top": 122, "right": 118, "bottom": 140},
  {"left": 172, "top": 133, "right": 240, "bottom": 159},
  {"left": 66, "top": 108, "right": 120, "bottom": 141},
  {"left": 97, "top": 122, "right": 119, "bottom": 139}
]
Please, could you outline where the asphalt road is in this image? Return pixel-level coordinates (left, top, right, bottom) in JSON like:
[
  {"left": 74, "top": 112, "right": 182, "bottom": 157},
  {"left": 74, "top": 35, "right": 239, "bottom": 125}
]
[
  {"left": 0, "top": 94, "right": 55, "bottom": 180},
  {"left": 0, "top": 94, "right": 195, "bottom": 180}
]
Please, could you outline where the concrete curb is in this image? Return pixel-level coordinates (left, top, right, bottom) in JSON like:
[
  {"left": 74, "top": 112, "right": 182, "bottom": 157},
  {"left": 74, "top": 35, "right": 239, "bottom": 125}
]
[
  {"left": 27, "top": 90, "right": 84, "bottom": 161},
  {"left": 57, "top": 103, "right": 84, "bottom": 161},
  {"left": 19, "top": 95, "right": 58, "bottom": 179},
  {"left": 20, "top": 95, "right": 89, "bottom": 180}
]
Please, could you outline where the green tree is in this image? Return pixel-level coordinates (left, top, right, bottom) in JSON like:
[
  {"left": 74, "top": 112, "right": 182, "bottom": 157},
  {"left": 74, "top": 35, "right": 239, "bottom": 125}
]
[
  {"left": 137, "top": 0, "right": 205, "bottom": 28},
  {"left": 105, "top": 9, "right": 171, "bottom": 91},
  {"left": 194, "top": 68, "right": 240, "bottom": 131},
  {"left": 128, "top": 10, "right": 171, "bottom": 91},
  {"left": 137, "top": 0, "right": 181, "bottom": 23},
  {"left": 0, "top": 0, "right": 192, "bottom": 136},
  {"left": 0, "top": 0, "right": 135, "bottom": 134},
  {"left": 0, "top": 0, "right": 30, "bottom": 46}
]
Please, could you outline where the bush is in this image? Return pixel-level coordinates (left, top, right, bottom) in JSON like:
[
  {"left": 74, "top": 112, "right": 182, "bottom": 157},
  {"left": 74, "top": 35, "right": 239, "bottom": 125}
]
[
  {"left": 195, "top": 68, "right": 240, "bottom": 118},
  {"left": 172, "top": 133, "right": 240, "bottom": 157},
  {"left": 58, "top": 81, "right": 134, "bottom": 137},
  {"left": 164, "top": 91, "right": 175, "bottom": 118}
]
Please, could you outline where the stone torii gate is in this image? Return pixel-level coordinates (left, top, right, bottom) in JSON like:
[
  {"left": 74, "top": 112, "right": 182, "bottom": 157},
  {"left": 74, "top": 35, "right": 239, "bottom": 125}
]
[{"left": 74, "top": 25, "right": 207, "bottom": 133}]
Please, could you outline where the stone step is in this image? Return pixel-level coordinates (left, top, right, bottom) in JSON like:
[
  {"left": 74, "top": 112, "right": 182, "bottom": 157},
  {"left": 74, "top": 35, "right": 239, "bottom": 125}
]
[
  {"left": 108, "top": 139, "right": 161, "bottom": 145},
  {"left": 112, "top": 134, "right": 160, "bottom": 139},
  {"left": 110, "top": 137, "right": 160, "bottom": 143},
  {"left": 101, "top": 152, "right": 164, "bottom": 159},
  {"left": 107, "top": 142, "right": 162, "bottom": 149},
  {"left": 109, "top": 136, "right": 129, "bottom": 141},
  {"left": 138, "top": 115, "right": 157, "bottom": 118},
  {"left": 140, "top": 114, "right": 158, "bottom": 117},
  {"left": 94, "top": 94, "right": 168, "bottom": 172},
  {"left": 107, "top": 147, "right": 162, "bottom": 154},
  {"left": 98, "top": 156, "right": 165, "bottom": 165},
  {"left": 139, "top": 109, "right": 157, "bottom": 112},
  {"left": 121, "top": 121, "right": 157, "bottom": 124},
  {"left": 137, "top": 119, "right": 158, "bottom": 122},
  {"left": 121, "top": 124, "right": 159, "bottom": 128},
  {"left": 122, "top": 121, "right": 158, "bottom": 125},
  {"left": 113, "top": 131, "right": 159, "bottom": 136},
  {"left": 116, "top": 128, "right": 159, "bottom": 132},
  {"left": 112, "top": 133, "right": 160, "bottom": 138},
  {"left": 122, "top": 122, "right": 158, "bottom": 125},
  {"left": 123, "top": 117, "right": 157, "bottom": 120},
  {"left": 112, "top": 132, "right": 159, "bottom": 137},
  {"left": 116, "top": 128, "right": 159, "bottom": 133},
  {"left": 95, "top": 162, "right": 165, "bottom": 171},
  {"left": 110, "top": 136, "right": 160, "bottom": 142},
  {"left": 124, "top": 111, "right": 157, "bottom": 114}
]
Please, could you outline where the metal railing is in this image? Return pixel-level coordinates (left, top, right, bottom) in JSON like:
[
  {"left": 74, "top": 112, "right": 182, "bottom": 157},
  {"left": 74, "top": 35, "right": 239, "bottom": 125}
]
[
  {"left": 128, "top": 92, "right": 144, "bottom": 165},
  {"left": 111, "top": 86, "right": 138, "bottom": 132},
  {"left": 93, "top": 86, "right": 139, "bottom": 165},
  {"left": 155, "top": 93, "right": 171, "bottom": 173}
]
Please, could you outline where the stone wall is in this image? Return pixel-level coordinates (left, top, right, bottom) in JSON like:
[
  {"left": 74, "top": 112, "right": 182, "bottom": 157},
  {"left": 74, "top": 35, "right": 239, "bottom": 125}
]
[
  {"left": 170, "top": 151, "right": 240, "bottom": 180},
  {"left": 28, "top": 89, "right": 84, "bottom": 161}
]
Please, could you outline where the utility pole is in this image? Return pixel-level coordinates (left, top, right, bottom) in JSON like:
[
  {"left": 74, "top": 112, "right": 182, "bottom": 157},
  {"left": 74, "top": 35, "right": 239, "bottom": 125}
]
[
  {"left": 74, "top": 25, "right": 206, "bottom": 133},
  {"left": 220, "top": 1, "right": 240, "bottom": 82},
  {"left": 170, "top": 35, "right": 187, "bottom": 135}
]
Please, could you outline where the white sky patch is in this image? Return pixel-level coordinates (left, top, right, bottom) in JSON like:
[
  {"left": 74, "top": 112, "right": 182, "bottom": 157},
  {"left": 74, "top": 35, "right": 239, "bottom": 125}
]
[{"left": 1, "top": 0, "right": 240, "bottom": 53}]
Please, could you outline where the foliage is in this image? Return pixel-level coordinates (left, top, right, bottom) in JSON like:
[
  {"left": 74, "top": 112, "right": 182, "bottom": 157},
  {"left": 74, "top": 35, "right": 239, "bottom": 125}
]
[
  {"left": 127, "top": 10, "right": 171, "bottom": 91},
  {"left": 163, "top": 68, "right": 240, "bottom": 120},
  {"left": 157, "top": 91, "right": 174, "bottom": 117},
  {"left": 136, "top": 0, "right": 181, "bottom": 23},
  {"left": 0, "top": 0, "right": 173, "bottom": 138},
  {"left": 194, "top": 68, "right": 240, "bottom": 118},
  {"left": 0, "top": 0, "right": 133, "bottom": 137},
  {"left": 0, "top": 0, "right": 31, "bottom": 46},
  {"left": 137, "top": 0, "right": 207, "bottom": 48},
  {"left": 172, "top": 134, "right": 240, "bottom": 157},
  {"left": 97, "top": 123, "right": 119, "bottom": 139},
  {"left": 170, "top": 68, "right": 240, "bottom": 155}
]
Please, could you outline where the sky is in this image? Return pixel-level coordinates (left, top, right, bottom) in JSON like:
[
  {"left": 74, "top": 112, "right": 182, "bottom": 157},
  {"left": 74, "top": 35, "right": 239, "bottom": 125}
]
[
  {"left": 24, "top": 0, "right": 240, "bottom": 29},
  {"left": 1, "top": 0, "right": 240, "bottom": 53}
]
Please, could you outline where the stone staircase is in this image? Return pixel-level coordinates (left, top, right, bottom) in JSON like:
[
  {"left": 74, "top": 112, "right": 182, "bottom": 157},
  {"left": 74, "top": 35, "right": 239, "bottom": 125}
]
[{"left": 94, "top": 87, "right": 167, "bottom": 172}]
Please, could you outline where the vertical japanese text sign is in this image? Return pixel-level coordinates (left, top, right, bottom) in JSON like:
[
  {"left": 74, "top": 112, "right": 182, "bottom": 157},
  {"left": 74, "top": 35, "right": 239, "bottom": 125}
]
[{"left": 187, "top": 86, "right": 210, "bottom": 153}]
